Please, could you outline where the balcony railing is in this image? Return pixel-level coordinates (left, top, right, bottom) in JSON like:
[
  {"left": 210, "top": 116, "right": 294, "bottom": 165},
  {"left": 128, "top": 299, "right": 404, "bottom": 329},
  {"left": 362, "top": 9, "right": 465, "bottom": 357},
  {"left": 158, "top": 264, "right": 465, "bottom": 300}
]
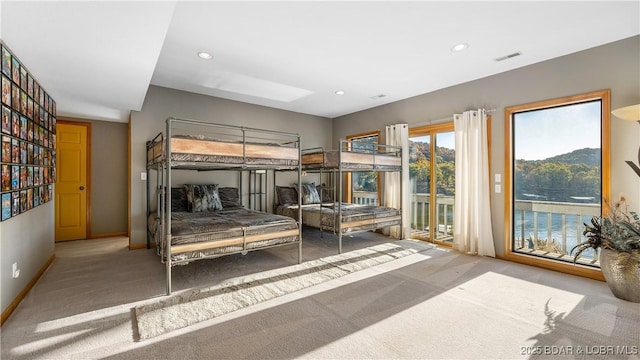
[
  {"left": 513, "top": 200, "right": 600, "bottom": 264},
  {"left": 353, "top": 191, "right": 600, "bottom": 264}
]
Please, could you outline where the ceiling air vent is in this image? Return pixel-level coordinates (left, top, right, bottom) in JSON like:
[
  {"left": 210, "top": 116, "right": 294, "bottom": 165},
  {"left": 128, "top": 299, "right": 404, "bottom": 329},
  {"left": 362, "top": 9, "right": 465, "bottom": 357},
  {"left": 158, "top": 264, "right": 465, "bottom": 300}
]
[{"left": 494, "top": 51, "right": 522, "bottom": 62}]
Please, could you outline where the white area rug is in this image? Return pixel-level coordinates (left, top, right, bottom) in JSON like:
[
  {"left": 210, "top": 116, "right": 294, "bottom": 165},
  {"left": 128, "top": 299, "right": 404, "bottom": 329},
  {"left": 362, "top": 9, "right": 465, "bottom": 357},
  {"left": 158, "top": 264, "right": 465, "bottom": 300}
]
[{"left": 134, "top": 242, "right": 418, "bottom": 340}]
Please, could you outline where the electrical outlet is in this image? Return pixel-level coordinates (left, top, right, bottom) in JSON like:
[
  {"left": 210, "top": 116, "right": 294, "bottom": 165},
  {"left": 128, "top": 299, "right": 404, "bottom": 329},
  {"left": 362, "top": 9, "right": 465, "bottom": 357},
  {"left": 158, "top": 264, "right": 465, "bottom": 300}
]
[
  {"left": 12, "top": 262, "right": 20, "bottom": 279},
  {"left": 495, "top": 184, "right": 502, "bottom": 193}
]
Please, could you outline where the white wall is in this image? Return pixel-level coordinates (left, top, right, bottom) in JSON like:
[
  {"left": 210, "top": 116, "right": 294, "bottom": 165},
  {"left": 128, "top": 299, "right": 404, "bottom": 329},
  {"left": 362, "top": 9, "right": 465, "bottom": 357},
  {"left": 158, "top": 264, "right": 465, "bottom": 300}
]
[
  {"left": 332, "top": 35, "right": 640, "bottom": 256},
  {"left": 129, "top": 86, "right": 332, "bottom": 247}
]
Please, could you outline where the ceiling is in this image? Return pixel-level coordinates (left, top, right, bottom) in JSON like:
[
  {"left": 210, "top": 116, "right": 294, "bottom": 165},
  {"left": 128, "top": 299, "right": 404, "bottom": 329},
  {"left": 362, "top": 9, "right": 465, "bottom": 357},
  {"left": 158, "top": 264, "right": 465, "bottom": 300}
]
[{"left": 1, "top": 1, "right": 639, "bottom": 123}]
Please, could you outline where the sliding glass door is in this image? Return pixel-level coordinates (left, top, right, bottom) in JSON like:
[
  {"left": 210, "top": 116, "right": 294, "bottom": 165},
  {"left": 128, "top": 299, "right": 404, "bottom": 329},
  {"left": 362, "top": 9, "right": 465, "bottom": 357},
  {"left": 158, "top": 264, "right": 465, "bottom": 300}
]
[{"left": 409, "top": 124, "right": 455, "bottom": 244}]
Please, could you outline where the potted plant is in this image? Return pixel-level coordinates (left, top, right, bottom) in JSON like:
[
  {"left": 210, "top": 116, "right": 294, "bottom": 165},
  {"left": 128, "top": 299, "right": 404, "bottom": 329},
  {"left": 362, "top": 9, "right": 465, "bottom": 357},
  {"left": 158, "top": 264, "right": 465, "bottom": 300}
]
[{"left": 571, "top": 194, "right": 640, "bottom": 302}]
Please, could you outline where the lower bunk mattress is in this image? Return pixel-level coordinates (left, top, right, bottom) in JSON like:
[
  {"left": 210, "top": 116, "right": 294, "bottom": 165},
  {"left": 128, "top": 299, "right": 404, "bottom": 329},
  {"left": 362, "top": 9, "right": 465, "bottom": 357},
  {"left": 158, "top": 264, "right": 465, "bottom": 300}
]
[
  {"left": 149, "top": 207, "right": 300, "bottom": 264},
  {"left": 276, "top": 202, "right": 401, "bottom": 233}
]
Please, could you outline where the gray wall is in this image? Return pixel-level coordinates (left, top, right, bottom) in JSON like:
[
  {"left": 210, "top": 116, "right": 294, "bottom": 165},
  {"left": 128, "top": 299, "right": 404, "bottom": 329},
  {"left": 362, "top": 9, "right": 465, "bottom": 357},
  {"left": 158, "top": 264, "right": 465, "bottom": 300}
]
[
  {"left": 58, "top": 117, "right": 128, "bottom": 237},
  {"left": 129, "top": 86, "right": 332, "bottom": 247},
  {"left": 332, "top": 35, "right": 640, "bottom": 256},
  {"left": 1, "top": 203, "right": 54, "bottom": 316}
]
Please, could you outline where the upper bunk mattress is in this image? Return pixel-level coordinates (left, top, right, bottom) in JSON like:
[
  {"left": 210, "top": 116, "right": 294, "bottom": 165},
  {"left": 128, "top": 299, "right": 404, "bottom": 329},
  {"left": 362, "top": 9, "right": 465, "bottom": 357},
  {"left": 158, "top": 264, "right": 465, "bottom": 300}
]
[
  {"left": 148, "top": 135, "right": 299, "bottom": 168},
  {"left": 301, "top": 149, "right": 400, "bottom": 171}
]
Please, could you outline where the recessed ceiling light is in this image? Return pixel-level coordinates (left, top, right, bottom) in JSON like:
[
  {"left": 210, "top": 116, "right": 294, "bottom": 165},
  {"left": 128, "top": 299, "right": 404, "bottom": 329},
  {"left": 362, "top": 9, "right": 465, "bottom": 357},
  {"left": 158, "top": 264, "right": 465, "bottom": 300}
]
[
  {"left": 197, "top": 52, "right": 213, "bottom": 60},
  {"left": 335, "top": 90, "right": 345, "bottom": 95},
  {"left": 451, "top": 43, "right": 469, "bottom": 52}
]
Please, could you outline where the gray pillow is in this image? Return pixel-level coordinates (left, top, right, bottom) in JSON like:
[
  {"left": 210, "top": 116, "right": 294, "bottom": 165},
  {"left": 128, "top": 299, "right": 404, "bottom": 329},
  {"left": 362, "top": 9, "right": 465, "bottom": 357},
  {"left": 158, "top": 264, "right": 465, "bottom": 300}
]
[
  {"left": 316, "top": 185, "right": 333, "bottom": 203},
  {"left": 276, "top": 186, "right": 298, "bottom": 205},
  {"left": 171, "top": 187, "right": 189, "bottom": 212},
  {"left": 184, "top": 184, "right": 223, "bottom": 212},
  {"left": 219, "top": 187, "right": 241, "bottom": 208},
  {"left": 295, "top": 182, "right": 321, "bottom": 205}
]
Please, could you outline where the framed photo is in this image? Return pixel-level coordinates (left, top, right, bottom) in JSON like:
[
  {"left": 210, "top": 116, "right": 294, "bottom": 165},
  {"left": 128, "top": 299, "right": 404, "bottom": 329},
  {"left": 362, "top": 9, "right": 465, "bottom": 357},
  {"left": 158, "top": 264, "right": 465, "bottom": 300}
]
[
  {"left": 19, "top": 67, "right": 27, "bottom": 90},
  {"left": 48, "top": 184, "right": 52, "bottom": 201},
  {"left": 38, "top": 126, "right": 44, "bottom": 146},
  {"left": 20, "top": 115, "right": 27, "bottom": 140},
  {"left": 33, "top": 82, "right": 40, "bottom": 103},
  {"left": 27, "top": 120, "right": 33, "bottom": 142},
  {"left": 1, "top": 192, "right": 10, "bottom": 221},
  {"left": 26, "top": 188, "right": 32, "bottom": 210},
  {"left": 51, "top": 116, "right": 56, "bottom": 133},
  {"left": 34, "top": 166, "right": 40, "bottom": 186},
  {"left": 1, "top": 136, "right": 10, "bottom": 162},
  {"left": 11, "top": 138, "right": 19, "bottom": 163},
  {"left": 33, "top": 188, "right": 39, "bottom": 207},
  {"left": 2, "top": 164, "right": 10, "bottom": 191},
  {"left": 11, "top": 58, "right": 19, "bottom": 84},
  {"left": 34, "top": 103, "right": 40, "bottom": 124},
  {"left": 27, "top": 166, "right": 33, "bottom": 187},
  {"left": 19, "top": 165, "right": 26, "bottom": 188},
  {"left": 38, "top": 185, "right": 45, "bottom": 204},
  {"left": 33, "top": 145, "right": 40, "bottom": 165},
  {"left": 11, "top": 111, "right": 19, "bottom": 137},
  {"left": 39, "top": 88, "right": 44, "bottom": 107},
  {"left": 43, "top": 166, "right": 48, "bottom": 184},
  {"left": 11, "top": 165, "right": 18, "bottom": 190},
  {"left": 11, "top": 84, "right": 19, "bottom": 111},
  {"left": 1, "top": 105, "right": 10, "bottom": 134},
  {"left": 20, "top": 90, "right": 26, "bottom": 116},
  {"left": 43, "top": 129, "right": 49, "bottom": 147},
  {"left": 1, "top": 45, "right": 11, "bottom": 78},
  {"left": 19, "top": 189, "right": 26, "bottom": 213},
  {"left": 11, "top": 191, "right": 19, "bottom": 216},
  {"left": 2, "top": 75, "right": 10, "bottom": 106},
  {"left": 27, "top": 74, "right": 33, "bottom": 98},
  {"left": 27, "top": 97, "right": 33, "bottom": 119},
  {"left": 20, "top": 141, "right": 26, "bottom": 164},
  {"left": 27, "top": 143, "right": 33, "bottom": 164}
]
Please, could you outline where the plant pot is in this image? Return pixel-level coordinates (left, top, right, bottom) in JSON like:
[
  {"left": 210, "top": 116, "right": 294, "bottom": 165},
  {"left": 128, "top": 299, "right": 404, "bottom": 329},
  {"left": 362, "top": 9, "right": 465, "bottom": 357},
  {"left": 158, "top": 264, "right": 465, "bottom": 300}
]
[{"left": 599, "top": 248, "right": 640, "bottom": 303}]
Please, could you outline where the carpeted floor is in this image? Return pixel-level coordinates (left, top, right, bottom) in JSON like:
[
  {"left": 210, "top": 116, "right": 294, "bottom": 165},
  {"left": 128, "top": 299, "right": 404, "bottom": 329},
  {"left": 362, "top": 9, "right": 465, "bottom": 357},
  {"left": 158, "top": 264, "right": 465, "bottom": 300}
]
[{"left": 1, "top": 229, "right": 639, "bottom": 359}]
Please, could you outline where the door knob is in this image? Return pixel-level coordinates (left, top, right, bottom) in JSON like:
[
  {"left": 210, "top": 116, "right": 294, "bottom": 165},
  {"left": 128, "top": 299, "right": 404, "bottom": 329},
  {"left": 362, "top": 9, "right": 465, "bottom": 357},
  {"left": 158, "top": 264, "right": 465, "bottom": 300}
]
[{"left": 79, "top": 186, "right": 85, "bottom": 190}]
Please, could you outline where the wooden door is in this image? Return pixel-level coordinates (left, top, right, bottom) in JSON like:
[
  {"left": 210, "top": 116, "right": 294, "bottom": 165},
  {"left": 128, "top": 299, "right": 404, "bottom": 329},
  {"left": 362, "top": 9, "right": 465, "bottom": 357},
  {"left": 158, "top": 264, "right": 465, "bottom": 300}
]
[{"left": 55, "top": 123, "right": 88, "bottom": 241}]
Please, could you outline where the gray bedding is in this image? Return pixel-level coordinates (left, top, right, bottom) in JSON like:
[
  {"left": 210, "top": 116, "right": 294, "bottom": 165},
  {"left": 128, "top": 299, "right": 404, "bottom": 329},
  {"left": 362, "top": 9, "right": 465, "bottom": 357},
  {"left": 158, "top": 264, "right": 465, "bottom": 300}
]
[
  {"left": 149, "top": 207, "right": 299, "bottom": 263},
  {"left": 276, "top": 202, "right": 401, "bottom": 233}
]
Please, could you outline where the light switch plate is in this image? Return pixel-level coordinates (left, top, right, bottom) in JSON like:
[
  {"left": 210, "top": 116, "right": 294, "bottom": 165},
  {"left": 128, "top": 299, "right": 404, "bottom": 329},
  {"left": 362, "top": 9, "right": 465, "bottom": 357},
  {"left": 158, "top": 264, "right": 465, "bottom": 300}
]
[
  {"left": 141, "top": 172, "right": 147, "bottom": 181},
  {"left": 495, "top": 184, "right": 501, "bottom": 193},
  {"left": 495, "top": 173, "right": 501, "bottom": 183}
]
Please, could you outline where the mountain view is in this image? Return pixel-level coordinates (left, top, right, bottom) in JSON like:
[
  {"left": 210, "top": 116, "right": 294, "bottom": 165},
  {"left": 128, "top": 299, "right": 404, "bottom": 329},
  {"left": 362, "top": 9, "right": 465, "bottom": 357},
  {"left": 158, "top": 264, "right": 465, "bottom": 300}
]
[
  {"left": 515, "top": 148, "right": 601, "bottom": 203},
  {"left": 406, "top": 142, "right": 600, "bottom": 203}
]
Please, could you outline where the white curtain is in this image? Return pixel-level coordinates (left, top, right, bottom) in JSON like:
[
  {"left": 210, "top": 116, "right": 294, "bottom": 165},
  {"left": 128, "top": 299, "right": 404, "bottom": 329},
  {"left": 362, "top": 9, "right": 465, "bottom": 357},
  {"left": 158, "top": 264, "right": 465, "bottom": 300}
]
[
  {"left": 384, "top": 124, "right": 410, "bottom": 239},
  {"left": 453, "top": 109, "right": 496, "bottom": 256}
]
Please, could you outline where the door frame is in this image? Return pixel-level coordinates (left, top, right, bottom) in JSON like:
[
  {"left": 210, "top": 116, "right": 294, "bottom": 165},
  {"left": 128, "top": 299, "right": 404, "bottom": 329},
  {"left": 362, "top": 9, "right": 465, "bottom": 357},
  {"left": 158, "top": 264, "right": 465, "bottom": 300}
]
[{"left": 56, "top": 120, "right": 91, "bottom": 241}]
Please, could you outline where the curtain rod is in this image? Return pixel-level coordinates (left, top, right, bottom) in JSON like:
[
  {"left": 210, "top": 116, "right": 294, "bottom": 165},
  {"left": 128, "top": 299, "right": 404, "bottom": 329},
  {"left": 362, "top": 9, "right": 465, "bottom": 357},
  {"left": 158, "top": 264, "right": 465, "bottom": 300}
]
[{"left": 412, "top": 108, "right": 497, "bottom": 128}]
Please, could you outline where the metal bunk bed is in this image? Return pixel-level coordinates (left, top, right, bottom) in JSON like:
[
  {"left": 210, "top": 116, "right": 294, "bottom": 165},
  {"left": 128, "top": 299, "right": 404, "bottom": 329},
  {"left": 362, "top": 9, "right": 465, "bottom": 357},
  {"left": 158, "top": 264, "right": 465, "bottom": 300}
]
[
  {"left": 278, "top": 139, "right": 403, "bottom": 253},
  {"left": 146, "top": 117, "right": 303, "bottom": 294}
]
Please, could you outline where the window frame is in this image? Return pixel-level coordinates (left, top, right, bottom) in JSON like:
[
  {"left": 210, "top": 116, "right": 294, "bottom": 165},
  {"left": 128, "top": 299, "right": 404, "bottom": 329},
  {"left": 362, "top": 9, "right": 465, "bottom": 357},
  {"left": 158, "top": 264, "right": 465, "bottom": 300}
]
[
  {"left": 345, "top": 130, "right": 381, "bottom": 204},
  {"left": 503, "top": 89, "right": 611, "bottom": 280}
]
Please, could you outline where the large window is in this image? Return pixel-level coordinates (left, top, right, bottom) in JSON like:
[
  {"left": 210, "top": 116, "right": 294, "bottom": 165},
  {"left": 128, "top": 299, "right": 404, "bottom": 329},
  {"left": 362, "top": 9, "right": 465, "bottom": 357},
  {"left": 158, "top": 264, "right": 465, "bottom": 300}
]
[{"left": 504, "top": 90, "right": 610, "bottom": 279}]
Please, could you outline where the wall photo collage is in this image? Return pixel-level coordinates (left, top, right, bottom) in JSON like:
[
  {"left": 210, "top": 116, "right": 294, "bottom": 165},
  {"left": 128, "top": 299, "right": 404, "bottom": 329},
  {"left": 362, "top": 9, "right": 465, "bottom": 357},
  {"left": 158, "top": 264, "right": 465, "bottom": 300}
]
[{"left": 1, "top": 42, "right": 57, "bottom": 222}]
